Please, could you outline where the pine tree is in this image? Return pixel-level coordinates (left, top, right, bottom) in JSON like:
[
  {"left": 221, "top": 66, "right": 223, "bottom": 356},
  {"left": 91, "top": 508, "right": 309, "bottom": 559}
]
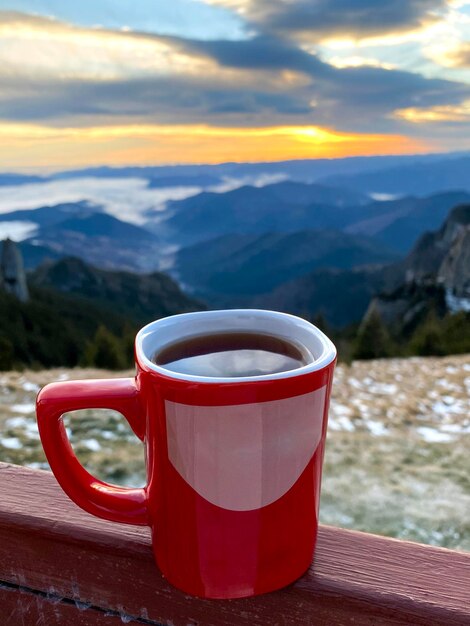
[
  {"left": 409, "top": 312, "right": 445, "bottom": 356},
  {"left": 353, "top": 310, "right": 392, "bottom": 360},
  {"left": 312, "top": 312, "right": 329, "bottom": 334},
  {"left": 0, "top": 336, "right": 13, "bottom": 370},
  {"left": 122, "top": 322, "right": 137, "bottom": 367},
  {"left": 440, "top": 311, "right": 470, "bottom": 355},
  {"left": 84, "top": 326, "right": 125, "bottom": 370}
]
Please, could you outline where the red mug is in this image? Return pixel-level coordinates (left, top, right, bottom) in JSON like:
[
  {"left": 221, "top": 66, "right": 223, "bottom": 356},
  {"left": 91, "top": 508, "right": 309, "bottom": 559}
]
[{"left": 37, "top": 309, "right": 336, "bottom": 599}]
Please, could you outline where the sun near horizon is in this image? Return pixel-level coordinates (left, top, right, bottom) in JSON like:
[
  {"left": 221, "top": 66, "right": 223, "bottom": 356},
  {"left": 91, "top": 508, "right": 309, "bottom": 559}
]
[
  {"left": 0, "top": 1, "right": 468, "bottom": 170},
  {"left": 0, "top": 122, "right": 430, "bottom": 171}
]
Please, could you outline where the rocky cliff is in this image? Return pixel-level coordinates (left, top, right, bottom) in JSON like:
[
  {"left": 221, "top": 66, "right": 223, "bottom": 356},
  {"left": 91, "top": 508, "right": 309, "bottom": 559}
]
[
  {"left": 365, "top": 205, "right": 470, "bottom": 329},
  {"left": 0, "top": 239, "right": 29, "bottom": 302}
]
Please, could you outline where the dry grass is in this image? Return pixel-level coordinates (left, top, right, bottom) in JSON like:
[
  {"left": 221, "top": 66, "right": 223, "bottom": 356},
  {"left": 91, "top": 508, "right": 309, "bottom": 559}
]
[{"left": 1, "top": 356, "right": 469, "bottom": 550}]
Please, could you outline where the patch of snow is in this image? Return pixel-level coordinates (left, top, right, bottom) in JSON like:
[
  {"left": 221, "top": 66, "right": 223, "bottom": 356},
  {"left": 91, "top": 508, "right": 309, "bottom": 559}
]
[
  {"left": 432, "top": 400, "right": 467, "bottom": 416},
  {"left": 441, "top": 423, "right": 470, "bottom": 435},
  {"left": 416, "top": 427, "right": 454, "bottom": 443},
  {"left": 101, "top": 430, "right": 118, "bottom": 440},
  {"left": 26, "top": 461, "right": 48, "bottom": 470},
  {"left": 21, "top": 381, "right": 40, "bottom": 392},
  {"left": 5, "top": 416, "right": 28, "bottom": 428},
  {"left": 82, "top": 438, "right": 101, "bottom": 452},
  {"left": 329, "top": 415, "right": 355, "bottom": 432},
  {"left": 1, "top": 437, "right": 22, "bottom": 449},
  {"left": 445, "top": 289, "right": 470, "bottom": 313},
  {"left": 5, "top": 416, "right": 37, "bottom": 436},
  {"left": 365, "top": 420, "right": 388, "bottom": 436},
  {"left": 348, "top": 378, "right": 362, "bottom": 389},
  {"left": 351, "top": 399, "right": 371, "bottom": 418},
  {"left": 331, "top": 403, "right": 353, "bottom": 416},
  {"left": 11, "top": 402, "right": 35, "bottom": 414},
  {"left": 369, "top": 383, "right": 398, "bottom": 395}
]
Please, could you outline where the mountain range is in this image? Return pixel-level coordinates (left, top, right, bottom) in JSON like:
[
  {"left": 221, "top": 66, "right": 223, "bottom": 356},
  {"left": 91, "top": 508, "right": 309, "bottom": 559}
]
[
  {"left": 152, "top": 182, "right": 370, "bottom": 245},
  {"left": 5, "top": 151, "right": 467, "bottom": 188},
  {"left": 258, "top": 204, "right": 470, "bottom": 328},
  {"left": 150, "top": 182, "right": 470, "bottom": 249},
  {"left": 320, "top": 156, "right": 470, "bottom": 196},
  {"left": 174, "top": 229, "right": 397, "bottom": 303},
  {"left": 0, "top": 253, "right": 203, "bottom": 369},
  {"left": 31, "top": 257, "right": 203, "bottom": 324},
  {"left": 0, "top": 202, "right": 160, "bottom": 272},
  {"left": 1, "top": 152, "right": 469, "bottom": 339}
]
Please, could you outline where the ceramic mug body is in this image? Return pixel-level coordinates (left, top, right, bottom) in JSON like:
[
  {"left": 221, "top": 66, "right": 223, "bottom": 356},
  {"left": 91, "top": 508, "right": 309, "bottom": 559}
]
[{"left": 37, "top": 310, "right": 336, "bottom": 599}]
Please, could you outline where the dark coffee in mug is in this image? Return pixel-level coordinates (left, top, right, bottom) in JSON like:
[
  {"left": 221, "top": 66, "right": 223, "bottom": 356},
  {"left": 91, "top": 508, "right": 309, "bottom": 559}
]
[{"left": 154, "top": 331, "right": 313, "bottom": 377}]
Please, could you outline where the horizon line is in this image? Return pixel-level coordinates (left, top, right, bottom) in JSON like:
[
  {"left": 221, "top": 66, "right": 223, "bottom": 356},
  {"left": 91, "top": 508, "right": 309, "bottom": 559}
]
[{"left": 2, "top": 149, "right": 469, "bottom": 176}]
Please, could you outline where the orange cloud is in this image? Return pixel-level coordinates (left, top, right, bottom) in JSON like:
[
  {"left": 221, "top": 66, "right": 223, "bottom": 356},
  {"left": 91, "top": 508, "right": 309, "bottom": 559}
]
[
  {"left": 394, "top": 101, "right": 470, "bottom": 122},
  {"left": 0, "top": 122, "right": 428, "bottom": 169}
]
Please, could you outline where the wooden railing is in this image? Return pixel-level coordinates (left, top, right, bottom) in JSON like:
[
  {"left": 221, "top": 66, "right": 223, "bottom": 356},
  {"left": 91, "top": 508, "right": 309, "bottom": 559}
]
[{"left": 1, "top": 462, "right": 469, "bottom": 625}]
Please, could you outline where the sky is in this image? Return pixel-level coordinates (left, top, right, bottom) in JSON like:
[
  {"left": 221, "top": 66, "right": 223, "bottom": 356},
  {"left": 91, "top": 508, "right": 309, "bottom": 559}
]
[{"left": 0, "top": 0, "right": 469, "bottom": 169}]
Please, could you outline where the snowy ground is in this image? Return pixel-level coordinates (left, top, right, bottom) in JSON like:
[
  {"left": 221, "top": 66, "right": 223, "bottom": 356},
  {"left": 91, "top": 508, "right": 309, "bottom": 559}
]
[{"left": 1, "top": 354, "right": 469, "bottom": 551}]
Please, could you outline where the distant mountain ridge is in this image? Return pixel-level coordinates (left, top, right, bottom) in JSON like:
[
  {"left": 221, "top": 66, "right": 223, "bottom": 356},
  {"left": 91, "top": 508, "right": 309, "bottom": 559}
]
[
  {"left": 23, "top": 150, "right": 468, "bottom": 185},
  {"left": 254, "top": 266, "right": 386, "bottom": 328},
  {"left": 0, "top": 201, "right": 97, "bottom": 227},
  {"left": 260, "top": 204, "right": 470, "bottom": 328},
  {"left": 162, "top": 183, "right": 470, "bottom": 252},
  {"left": 0, "top": 202, "right": 161, "bottom": 272},
  {"left": 175, "top": 229, "right": 398, "bottom": 303},
  {"left": 31, "top": 256, "right": 203, "bottom": 324},
  {"left": 320, "top": 156, "right": 470, "bottom": 196},
  {"left": 0, "top": 173, "right": 45, "bottom": 186},
  {"left": 345, "top": 191, "right": 470, "bottom": 252},
  {"left": 156, "top": 182, "right": 368, "bottom": 245}
]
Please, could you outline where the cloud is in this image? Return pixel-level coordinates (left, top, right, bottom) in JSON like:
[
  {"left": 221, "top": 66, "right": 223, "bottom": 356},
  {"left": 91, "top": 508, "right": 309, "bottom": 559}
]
[
  {"left": 172, "top": 33, "right": 470, "bottom": 109},
  {"left": 0, "top": 11, "right": 215, "bottom": 81},
  {"left": 164, "top": 33, "right": 329, "bottom": 75},
  {"left": 0, "top": 176, "right": 203, "bottom": 223},
  {"left": 0, "top": 8, "right": 469, "bottom": 163},
  {"left": 394, "top": 100, "right": 470, "bottom": 121},
  {"left": 204, "top": 0, "right": 449, "bottom": 41},
  {"left": 445, "top": 42, "right": 470, "bottom": 66},
  {"left": 1, "top": 66, "right": 468, "bottom": 136},
  {"left": 0, "top": 13, "right": 468, "bottom": 137}
]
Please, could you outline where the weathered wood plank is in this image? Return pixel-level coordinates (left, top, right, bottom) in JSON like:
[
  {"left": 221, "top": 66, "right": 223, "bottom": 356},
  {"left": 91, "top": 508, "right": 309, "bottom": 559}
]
[
  {"left": 0, "top": 583, "right": 161, "bottom": 625},
  {"left": 0, "top": 462, "right": 469, "bottom": 626}
]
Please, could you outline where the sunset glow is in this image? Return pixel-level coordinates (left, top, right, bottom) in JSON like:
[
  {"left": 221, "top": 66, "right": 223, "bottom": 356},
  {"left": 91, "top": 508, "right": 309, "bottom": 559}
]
[
  {"left": 0, "top": 1, "right": 468, "bottom": 168},
  {"left": 0, "top": 122, "right": 427, "bottom": 170}
]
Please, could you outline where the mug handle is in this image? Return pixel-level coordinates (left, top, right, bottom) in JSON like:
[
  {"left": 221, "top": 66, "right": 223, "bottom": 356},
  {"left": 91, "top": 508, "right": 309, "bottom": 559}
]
[{"left": 36, "top": 378, "right": 149, "bottom": 526}]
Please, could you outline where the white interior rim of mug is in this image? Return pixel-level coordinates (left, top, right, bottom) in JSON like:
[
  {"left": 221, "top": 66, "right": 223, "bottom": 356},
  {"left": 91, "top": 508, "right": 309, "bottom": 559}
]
[{"left": 136, "top": 309, "right": 337, "bottom": 383}]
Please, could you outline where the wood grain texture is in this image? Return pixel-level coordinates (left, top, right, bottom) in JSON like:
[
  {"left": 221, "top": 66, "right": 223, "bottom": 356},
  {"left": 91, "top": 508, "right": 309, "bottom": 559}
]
[
  {"left": 0, "top": 583, "right": 160, "bottom": 625},
  {"left": 0, "top": 462, "right": 469, "bottom": 626}
]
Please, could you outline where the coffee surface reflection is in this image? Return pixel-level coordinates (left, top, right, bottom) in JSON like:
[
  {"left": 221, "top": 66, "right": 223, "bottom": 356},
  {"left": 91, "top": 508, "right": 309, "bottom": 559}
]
[{"left": 154, "top": 331, "right": 313, "bottom": 378}]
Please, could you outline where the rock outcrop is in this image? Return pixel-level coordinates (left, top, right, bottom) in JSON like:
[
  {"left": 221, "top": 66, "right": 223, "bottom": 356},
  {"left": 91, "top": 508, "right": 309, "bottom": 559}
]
[
  {"left": 0, "top": 238, "right": 29, "bottom": 302},
  {"left": 364, "top": 205, "right": 470, "bottom": 329}
]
